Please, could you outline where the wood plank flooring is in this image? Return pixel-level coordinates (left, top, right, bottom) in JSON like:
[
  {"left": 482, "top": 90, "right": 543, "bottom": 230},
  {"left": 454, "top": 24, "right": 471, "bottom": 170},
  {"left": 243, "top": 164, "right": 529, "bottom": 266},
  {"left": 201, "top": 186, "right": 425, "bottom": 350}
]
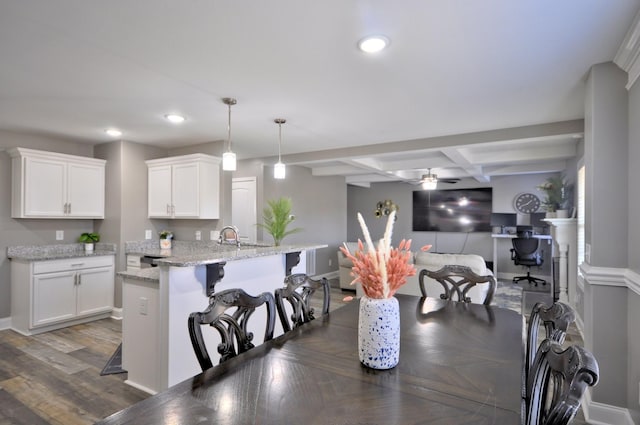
[
  {"left": 0, "top": 279, "right": 589, "bottom": 424},
  {"left": 0, "top": 319, "right": 148, "bottom": 425}
]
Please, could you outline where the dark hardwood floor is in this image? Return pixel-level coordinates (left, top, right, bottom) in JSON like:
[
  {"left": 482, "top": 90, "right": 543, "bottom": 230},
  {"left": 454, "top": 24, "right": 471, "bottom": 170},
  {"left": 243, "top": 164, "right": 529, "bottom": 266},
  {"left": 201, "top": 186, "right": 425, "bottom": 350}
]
[
  {"left": 0, "top": 279, "right": 589, "bottom": 424},
  {"left": 0, "top": 319, "right": 148, "bottom": 425}
]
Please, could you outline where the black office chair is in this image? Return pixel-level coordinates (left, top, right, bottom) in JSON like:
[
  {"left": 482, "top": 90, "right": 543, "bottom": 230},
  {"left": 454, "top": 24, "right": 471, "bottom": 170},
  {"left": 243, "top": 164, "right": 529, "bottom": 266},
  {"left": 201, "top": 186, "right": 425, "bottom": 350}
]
[{"left": 511, "top": 231, "right": 546, "bottom": 286}]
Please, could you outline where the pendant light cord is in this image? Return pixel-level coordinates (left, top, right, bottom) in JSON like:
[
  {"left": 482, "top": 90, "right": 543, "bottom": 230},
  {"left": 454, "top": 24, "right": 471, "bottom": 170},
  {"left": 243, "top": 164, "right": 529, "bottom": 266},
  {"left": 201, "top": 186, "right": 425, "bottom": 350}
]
[
  {"left": 227, "top": 103, "right": 232, "bottom": 153},
  {"left": 278, "top": 121, "right": 282, "bottom": 162}
]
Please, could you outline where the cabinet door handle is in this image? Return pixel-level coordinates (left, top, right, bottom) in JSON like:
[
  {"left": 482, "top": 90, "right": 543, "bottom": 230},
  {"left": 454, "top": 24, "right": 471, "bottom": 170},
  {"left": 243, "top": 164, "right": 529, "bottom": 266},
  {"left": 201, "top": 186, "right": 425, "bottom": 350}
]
[
  {"left": 172, "top": 204, "right": 175, "bottom": 215},
  {"left": 74, "top": 274, "right": 78, "bottom": 285},
  {"left": 78, "top": 274, "right": 81, "bottom": 285},
  {"left": 68, "top": 203, "right": 71, "bottom": 214},
  {"left": 71, "top": 263, "right": 84, "bottom": 267}
]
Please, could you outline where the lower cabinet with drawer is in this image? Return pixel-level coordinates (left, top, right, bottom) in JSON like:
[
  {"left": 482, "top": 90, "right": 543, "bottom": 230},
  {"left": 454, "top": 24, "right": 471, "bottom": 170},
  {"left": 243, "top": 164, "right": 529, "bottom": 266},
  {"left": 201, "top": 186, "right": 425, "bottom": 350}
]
[{"left": 11, "top": 256, "right": 115, "bottom": 335}]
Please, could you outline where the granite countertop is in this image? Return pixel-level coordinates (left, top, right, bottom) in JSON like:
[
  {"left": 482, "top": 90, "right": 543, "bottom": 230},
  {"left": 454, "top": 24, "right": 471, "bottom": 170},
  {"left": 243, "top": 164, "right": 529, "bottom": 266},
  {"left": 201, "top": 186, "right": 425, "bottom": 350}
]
[
  {"left": 117, "top": 267, "right": 160, "bottom": 283},
  {"left": 125, "top": 240, "right": 327, "bottom": 267},
  {"left": 7, "top": 243, "right": 117, "bottom": 261}
]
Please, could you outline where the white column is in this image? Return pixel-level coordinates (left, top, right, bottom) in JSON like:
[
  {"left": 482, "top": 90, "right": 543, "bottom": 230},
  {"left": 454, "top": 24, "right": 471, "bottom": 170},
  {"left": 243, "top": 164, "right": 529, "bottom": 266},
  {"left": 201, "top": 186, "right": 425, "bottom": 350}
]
[{"left": 543, "top": 218, "right": 577, "bottom": 304}]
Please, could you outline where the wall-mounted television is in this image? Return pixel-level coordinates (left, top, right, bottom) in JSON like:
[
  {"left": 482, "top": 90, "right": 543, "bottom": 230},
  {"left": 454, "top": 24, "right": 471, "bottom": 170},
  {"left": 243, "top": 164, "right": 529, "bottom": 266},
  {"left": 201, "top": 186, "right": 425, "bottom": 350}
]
[{"left": 412, "top": 188, "right": 493, "bottom": 232}]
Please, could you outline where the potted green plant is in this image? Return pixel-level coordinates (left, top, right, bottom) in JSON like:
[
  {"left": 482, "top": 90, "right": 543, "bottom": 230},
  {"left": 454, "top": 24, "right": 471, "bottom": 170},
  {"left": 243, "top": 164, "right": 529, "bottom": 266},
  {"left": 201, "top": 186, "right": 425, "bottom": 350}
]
[
  {"left": 159, "top": 230, "right": 173, "bottom": 249},
  {"left": 256, "top": 197, "right": 302, "bottom": 246},
  {"left": 78, "top": 232, "right": 100, "bottom": 252},
  {"left": 537, "top": 175, "right": 573, "bottom": 217}
]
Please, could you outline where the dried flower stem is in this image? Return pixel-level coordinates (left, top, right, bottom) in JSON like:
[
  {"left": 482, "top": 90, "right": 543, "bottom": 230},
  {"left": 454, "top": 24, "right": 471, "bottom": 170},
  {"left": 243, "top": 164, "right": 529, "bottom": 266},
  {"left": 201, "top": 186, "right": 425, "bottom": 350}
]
[{"left": 340, "top": 211, "right": 431, "bottom": 299}]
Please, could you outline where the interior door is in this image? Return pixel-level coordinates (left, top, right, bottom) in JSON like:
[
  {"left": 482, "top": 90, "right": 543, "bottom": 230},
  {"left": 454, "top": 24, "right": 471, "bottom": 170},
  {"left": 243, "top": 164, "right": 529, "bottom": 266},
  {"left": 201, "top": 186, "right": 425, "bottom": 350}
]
[{"left": 232, "top": 177, "right": 257, "bottom": 242}]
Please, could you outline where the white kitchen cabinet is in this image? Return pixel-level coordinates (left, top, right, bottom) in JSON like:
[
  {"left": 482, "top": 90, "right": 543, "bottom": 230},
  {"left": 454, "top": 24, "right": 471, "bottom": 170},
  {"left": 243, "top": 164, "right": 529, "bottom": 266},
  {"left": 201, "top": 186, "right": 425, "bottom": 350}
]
[
  {"left": 146, "top": 153, "right": 220, "bottom": 219},
  {"left": 11, "top": 255, "right": 115, "bottom": 335},
  {"left": 8, "top": 147, "right": 106, "bottom": 219}
]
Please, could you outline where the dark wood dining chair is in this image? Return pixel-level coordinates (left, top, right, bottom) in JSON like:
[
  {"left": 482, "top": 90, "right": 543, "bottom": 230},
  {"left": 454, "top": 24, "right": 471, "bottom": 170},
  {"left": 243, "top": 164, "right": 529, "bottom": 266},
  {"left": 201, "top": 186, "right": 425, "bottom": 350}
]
[
  {"left": 525, "top": 339, "right": 599, "bottom": 425},
  {"left": 188, "top": 288, "right": 276, "bottom": 371},
  {"left": 524, "top": 302, "right": 576, "bottom": 400},
  {"left": 275, "top": 273, "right": 330, "bottom": 332},
  {"left": 419, "top": 264, "right": 496, "bottom": 305}
]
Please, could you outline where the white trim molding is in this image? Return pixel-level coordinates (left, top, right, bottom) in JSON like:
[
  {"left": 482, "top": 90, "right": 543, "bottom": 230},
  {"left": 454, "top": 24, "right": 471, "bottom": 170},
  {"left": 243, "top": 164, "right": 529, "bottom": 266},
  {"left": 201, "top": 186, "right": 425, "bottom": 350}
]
[
  {"left": 111, "top": 307, "right": 123, "bottom": 320},
  {"left": 580, "top": 263, "right": 628, "bottom": 287},
  {"left": 615, "top": 8, "right": 640, "bottom": 90},
  {"left": 580, "top": 263, "right": 640, "bottom": 296},
  {"left": 583, "top": 388, "right": 635, "bottom": 425},
  {"left": 577, "top": 263, "right": 639, "bottom": 424}
]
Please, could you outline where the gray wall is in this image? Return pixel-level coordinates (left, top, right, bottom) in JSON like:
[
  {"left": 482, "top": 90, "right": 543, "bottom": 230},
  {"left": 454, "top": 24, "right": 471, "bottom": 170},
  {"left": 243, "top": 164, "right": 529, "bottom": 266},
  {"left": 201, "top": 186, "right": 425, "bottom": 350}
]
[
  {"left": 263, "top": 164, "right": 346, "bottom": 276},
  {"left": 585, "top": 63, "right": 629, "bottom": 268},
  {"left": 0, "top": 131, "right": 97, "bottom": 318},
  {"left": 626, "top": 66, "right": 640, "bottom": 424},
  {"left": 94, "top": 140, "right": 168, "bottom": 308},
  {"left": 583, "top": 62, "right": 633, "bottom": 414}
]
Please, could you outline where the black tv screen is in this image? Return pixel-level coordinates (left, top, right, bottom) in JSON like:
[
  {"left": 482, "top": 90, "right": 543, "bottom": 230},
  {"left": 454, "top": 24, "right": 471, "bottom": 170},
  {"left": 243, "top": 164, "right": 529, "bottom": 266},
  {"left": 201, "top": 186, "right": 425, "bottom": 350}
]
[{"left": 413, "top": 188, "right": 493, "bottom": 232}]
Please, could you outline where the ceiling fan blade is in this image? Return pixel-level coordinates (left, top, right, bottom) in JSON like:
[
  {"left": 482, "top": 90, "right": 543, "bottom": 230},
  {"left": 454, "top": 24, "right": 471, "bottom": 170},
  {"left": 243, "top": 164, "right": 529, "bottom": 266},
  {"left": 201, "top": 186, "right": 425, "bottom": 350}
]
[{"left": 439, "top": 178, "right": 460, "bottom": 184}]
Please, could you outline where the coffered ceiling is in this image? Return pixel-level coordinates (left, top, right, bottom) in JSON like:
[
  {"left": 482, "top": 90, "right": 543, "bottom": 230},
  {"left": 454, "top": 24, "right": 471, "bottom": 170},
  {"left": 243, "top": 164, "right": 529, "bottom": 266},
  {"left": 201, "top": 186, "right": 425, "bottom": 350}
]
[{"left": 1, "top": 1, "right": 638, "bottom": 185}]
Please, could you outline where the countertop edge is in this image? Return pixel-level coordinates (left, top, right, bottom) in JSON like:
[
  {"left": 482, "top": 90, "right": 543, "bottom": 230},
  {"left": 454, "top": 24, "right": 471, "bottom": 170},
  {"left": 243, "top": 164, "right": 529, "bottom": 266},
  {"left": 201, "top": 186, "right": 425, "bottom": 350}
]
[{"left": 152, "top": 244, "right": 328, "bottom": 267}]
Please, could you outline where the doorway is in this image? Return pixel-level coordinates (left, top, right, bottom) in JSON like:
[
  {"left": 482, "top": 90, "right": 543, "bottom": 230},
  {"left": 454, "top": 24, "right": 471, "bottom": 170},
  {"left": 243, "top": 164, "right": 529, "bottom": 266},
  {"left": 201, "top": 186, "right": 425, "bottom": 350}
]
[{"left": 232, "top": 177, "right": 257, "bottom": 242}]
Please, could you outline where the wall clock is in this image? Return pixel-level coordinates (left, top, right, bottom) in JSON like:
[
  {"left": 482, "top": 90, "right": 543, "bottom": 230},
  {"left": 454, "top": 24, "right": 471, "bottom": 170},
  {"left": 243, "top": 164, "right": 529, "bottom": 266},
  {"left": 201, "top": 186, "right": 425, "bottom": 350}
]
[{"left": 513, "top": 192, "right": 541, "bottom": 214}]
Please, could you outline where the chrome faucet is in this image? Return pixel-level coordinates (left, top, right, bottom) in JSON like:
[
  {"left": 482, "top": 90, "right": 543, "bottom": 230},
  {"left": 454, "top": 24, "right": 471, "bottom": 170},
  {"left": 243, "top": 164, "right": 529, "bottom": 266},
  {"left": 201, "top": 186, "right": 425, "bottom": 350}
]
[{"left": 218, "top": 225, "right": 241, "bottom": 248}]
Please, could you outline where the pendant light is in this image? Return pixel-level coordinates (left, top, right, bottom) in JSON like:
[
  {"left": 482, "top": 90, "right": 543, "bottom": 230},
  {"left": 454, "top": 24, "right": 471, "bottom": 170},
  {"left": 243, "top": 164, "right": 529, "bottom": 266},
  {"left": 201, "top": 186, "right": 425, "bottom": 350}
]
[
  {"left": 222, "top": 97, "right": 237, "bottom": 171},
  {"left": 274, "top": 118, "right": 286, "bottom": 179}
]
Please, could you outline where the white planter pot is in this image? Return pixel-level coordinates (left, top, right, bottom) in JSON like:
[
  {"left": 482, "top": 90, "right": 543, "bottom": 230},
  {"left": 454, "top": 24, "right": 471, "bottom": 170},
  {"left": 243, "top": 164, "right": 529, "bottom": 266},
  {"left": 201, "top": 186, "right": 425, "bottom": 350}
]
[
  {"left": 358, "top": 295, "right": 400, "bottom": 369},
  {"left": 556, "top": 209, "right": 569, "bottom": 218},
  {"left": 84, "top": 243, "right": 94, "bottom": 252},
  {"left": 160, "top": 239, "right": 172, "bottom": 249}
]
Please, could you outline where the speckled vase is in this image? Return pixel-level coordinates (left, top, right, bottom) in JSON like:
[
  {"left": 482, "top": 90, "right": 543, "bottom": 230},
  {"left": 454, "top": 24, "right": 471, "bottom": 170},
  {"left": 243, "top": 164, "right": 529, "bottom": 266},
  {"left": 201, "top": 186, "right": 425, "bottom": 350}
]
[{"left": 358, "top": 295, "right": 400, "bottom": 369}]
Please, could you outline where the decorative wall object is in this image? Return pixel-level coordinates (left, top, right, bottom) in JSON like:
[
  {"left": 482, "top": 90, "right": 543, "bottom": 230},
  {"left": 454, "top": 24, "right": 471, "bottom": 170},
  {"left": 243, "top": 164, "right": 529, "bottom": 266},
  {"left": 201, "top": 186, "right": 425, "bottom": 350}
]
[{"left": 374, "top": 200, "right": 398, "bottom": 218}]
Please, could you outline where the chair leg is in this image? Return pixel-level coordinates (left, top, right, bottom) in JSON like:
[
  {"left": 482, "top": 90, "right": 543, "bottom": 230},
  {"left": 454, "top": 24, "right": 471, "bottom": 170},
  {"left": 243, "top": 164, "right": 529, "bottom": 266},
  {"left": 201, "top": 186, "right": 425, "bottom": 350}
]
[{"left": 513, "top": 270, "right": 546, "bottom": 286}]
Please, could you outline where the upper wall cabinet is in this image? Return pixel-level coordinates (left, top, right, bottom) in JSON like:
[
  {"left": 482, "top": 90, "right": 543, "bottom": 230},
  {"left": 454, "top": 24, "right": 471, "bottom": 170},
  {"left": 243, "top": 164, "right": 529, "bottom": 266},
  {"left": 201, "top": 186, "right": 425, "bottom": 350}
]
[
  {"left": 146, "top": 153, "right": 220, "bottom": 219},
  {"left": 8, "top": 147, "right": 106, "bottom": 219}
]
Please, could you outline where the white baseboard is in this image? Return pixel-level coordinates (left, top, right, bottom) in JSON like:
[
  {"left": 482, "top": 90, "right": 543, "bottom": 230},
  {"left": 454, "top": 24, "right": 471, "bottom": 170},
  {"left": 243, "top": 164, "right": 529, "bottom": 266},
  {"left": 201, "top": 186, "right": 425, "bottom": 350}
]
[
  {"left": 110, "top": 308, "right": 123, "bottom": 320},
  {"left": 583, "top": 388, "right": 635, "bottom": 425},
  {"left": 124, "top": 379, "right": 157, "bottom": 395},
  {"left": 0, "top": 316, "right": 11, "bottom": 330}
]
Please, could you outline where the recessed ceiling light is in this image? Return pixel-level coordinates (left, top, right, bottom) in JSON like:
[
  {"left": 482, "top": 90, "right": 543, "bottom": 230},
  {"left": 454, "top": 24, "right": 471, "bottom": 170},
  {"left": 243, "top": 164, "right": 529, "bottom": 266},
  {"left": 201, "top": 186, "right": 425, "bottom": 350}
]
[
  {"left": 105, "top": 128, "right": 122, "bottom": 137},
  {"left": 165, "top": 114, "right": 185, "bottom": 124},
  {"left": 358, "top": 35, "right": 389, "bottom": 53}
]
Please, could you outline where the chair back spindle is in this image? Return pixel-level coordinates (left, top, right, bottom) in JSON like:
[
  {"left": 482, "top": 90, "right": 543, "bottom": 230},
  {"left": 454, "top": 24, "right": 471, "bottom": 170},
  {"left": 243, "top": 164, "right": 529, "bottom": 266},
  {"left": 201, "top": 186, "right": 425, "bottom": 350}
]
[
  {"left": 188, "top": 288, "right": 276, "bottom": 371},
  {"left": 275, "top": 273, "right": 330, "bottom": 332},
  {"left": 420, "top": 265, "right": 496, "bottom": 305}
]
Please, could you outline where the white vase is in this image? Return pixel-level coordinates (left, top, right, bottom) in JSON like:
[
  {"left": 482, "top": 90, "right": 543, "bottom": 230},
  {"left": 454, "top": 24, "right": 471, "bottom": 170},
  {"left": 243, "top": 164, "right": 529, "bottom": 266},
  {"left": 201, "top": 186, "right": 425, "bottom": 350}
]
[
  {"left": 84, "top": 243, "right": 94, "bottom": 252},
  {"left": 160, "top": 239, "right": 172, "bottom": 249},
  {"left": 358, "top": 295, "right": 400, "bottom": 369}
]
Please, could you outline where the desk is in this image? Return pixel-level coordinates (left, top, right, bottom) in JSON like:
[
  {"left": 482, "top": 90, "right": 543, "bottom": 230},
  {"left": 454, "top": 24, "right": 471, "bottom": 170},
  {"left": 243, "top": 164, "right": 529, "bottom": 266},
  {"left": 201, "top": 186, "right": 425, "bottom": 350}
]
[
  {"left": 98, "top": 295, "right": 524, "bottom": 424},
  {"left": 491, "top": 233, "right": 552, "bottom": 278}
]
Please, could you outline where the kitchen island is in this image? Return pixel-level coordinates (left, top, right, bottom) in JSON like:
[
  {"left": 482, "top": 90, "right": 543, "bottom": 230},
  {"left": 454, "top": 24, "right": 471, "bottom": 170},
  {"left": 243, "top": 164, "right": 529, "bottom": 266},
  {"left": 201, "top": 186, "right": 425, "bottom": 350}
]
[{"left": 120, "top": 241, "right": 326, "bottom": 394}]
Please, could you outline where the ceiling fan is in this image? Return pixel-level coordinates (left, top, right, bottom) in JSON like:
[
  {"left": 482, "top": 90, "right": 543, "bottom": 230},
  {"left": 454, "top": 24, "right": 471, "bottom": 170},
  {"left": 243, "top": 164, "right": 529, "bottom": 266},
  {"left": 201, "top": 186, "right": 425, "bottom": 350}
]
[{"left": 411, "top": 168, "right": 461, "bottom": 190}]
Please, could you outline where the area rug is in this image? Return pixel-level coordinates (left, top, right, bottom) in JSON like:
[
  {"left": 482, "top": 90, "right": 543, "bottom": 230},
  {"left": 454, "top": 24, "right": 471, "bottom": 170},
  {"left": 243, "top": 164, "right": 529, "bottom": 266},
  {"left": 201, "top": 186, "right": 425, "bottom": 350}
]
[
  {"left": 492, "top": 280, "right": 523, "bottom": 313},
  {"left": 100, "top": 343, "right": 127, "bottom": 375}
]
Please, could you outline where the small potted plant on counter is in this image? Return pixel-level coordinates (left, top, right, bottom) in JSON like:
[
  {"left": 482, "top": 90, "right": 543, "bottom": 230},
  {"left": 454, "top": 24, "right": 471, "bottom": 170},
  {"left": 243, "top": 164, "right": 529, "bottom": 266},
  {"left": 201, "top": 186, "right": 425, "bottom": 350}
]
[
  {"left": 159, "top": 230, "right": 173, "bottom": 249},
  {"left": 79, "top": 232, "right": 100, "bottom": 252}
]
